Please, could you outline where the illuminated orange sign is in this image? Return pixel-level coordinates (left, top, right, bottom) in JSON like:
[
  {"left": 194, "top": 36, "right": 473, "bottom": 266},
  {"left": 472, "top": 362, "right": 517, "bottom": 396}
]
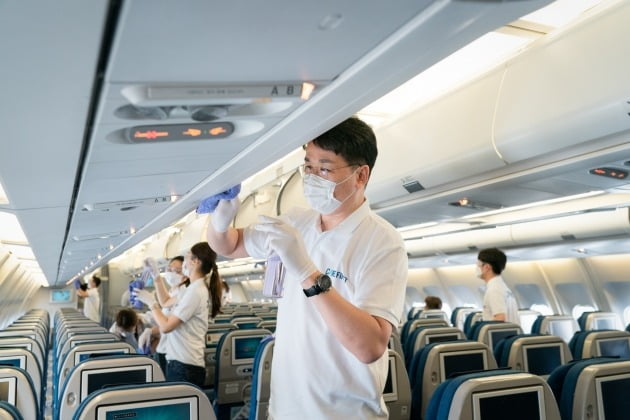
[
  {"left": 126, "top": 122, "right": 234, "bottom": 143},
  {"left": 133, "top": 130, "right": 169, "bottom": 140},
  {"left": 183, "top": 128, "right": 202, "bottom": 137}
]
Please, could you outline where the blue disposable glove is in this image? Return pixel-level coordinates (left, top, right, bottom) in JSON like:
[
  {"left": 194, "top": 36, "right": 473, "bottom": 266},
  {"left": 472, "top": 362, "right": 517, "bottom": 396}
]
[
  {"left": 196, "top": 184, "right": 241, "bottom": 214},
  {"left": 73, "top": 278, "right": 82, "bottom": 289},
  {"left": 129, "top": 280, "right": 145, "bottom": 308}
]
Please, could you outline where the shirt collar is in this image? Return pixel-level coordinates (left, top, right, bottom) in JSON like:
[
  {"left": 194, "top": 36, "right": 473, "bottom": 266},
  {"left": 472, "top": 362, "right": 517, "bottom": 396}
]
[{"left": 313, "top": 199, "right": 371, "bottom": 235}]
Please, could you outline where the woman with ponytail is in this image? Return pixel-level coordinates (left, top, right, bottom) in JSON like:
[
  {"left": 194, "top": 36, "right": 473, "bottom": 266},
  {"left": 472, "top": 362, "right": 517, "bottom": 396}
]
[{"left": 142, "top": 241, "right": 222, "bottom": 386}]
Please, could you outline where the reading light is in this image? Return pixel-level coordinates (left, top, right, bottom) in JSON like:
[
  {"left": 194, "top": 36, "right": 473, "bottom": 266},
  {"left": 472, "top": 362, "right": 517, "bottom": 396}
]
[
  {"left": 448, "top": 198, "right": 502, "bottom": 210},
  {"left": 114, "top": 104, "right": 170, "bottom": 120},
  {"left": 301, "top": 82, "right": 315, "bottom": 100},
  {"left": 589, "top": 167, "right": 628, "bottom": 179},
  {"left": 188, "top": 105, "right": 228, "bottom": 121}
]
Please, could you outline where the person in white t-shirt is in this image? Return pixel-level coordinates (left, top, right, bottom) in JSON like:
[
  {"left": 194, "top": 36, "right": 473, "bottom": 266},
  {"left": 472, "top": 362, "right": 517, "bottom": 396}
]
[
  {"left": 138, "top": 255, "right": 188, "bottom": 373},
  {"left": 134, "top": 243, "right": 223, "bottom": 387},
  {"left": 77, "top": 275, "right": 101, "bottom": 323},
  {"left": 477, "top": 247, "right": 519, "bottom": 324},
  {"left": 206, "top": 117, "right": 408, "bottom": 419}
]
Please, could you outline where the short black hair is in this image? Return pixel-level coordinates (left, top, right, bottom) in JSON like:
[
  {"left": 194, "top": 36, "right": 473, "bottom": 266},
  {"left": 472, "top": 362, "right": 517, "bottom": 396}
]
[
  {"left": 424, "top": 296, "right": 442, "bottom": 310},
  {"left": 477, "top": 248, "right": 507, "bottom": 275},
  {"left": 91, "top": 275, "right": 101, "bottom": 287},
  {"left": 170, "top": 256, "right": 184, "bottom": 264},
  {"left": 116, "top": 308, "right": 138, "bottom": 331},
  {"left": 312, "top": 116, "right": 378, "bottom": 176}
]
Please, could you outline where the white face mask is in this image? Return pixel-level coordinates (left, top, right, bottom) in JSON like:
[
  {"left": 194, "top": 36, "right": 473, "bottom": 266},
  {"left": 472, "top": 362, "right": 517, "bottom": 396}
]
[
  {"left": 163, "top": 272, "right": 183, "bottom": 287},
  {"left": 182, "top": 264, "right": 191, "bottom": 278},
  {"left": 302, "top": 170, "right": 357, "bottom": 214},
  {"left": 475, "top": 265, "right": 483, "bottom": 279}
]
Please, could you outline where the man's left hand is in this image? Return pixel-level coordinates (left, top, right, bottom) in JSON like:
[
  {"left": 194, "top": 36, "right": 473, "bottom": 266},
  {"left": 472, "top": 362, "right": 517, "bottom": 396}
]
[{"left": 254, "top": 215, "right": 317, "bottom": 282}]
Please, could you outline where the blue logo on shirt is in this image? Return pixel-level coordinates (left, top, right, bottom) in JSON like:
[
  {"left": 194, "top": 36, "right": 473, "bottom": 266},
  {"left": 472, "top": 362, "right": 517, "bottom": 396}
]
[{"left": 325, "top": 268, "right": 347, "bottom": 282}]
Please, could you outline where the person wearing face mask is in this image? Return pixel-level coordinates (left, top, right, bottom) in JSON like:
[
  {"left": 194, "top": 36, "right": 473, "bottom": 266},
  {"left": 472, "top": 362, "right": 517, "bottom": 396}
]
[
  {"left": 76, "top": 275, "right": 101, "bottom": 323},
  {"left": 134, "top": 244, "right": 222, "bottom": 386},
  {"left": 206, "top": 117, "right": 408, "bottom": 419},
  {"left": 137, "top": 256, "right": 188, "bottom": 373},
  {"left": 476, "top": 248, "right": 519, "bottom": 324}
]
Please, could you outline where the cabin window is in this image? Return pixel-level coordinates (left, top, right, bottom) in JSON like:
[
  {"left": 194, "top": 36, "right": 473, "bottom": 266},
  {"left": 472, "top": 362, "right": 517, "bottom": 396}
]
[
  {"left": 451, "top": 285, "right": 483, "bottom": 308},
  {"left": 572, "top": 304, "right": 596, "bottom": 320},
  {"left": 602, "top": 282, "right": 630, "bottom": 318},
  {"left": 513, "top": 284, "right": 546, "bottom": 308},
  {"left": 530, "top": 304, "right": 553, "bottom": 316},
  {"left": 405, "top": 286, "right": 424, "bottom": 313},
  {"left": 555, "top": 283, "right": 594, "bottom": 314}
]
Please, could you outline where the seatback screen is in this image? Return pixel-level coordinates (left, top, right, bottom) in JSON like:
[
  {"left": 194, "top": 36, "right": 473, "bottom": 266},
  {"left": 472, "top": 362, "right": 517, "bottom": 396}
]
[
  {"left": 440, "top": 351, "right": 485, "bottom": 381},
  {"left": 598, "top": 375, "right": 630, "bottom": 420},
  {"left": 598, "top": 338, "right": 630, "bottom": 358},
  {"left": 231, "top": 335, "right": 265, "bottom": 365},
  {"left": 96, "top": 396, "right": 198, "bottom": 420},
  {"left": 525, "top": 345, "right": 562, "bottom": 376},
  {"left": 473, "top": 386, "right": 543, "bottom": 420}
]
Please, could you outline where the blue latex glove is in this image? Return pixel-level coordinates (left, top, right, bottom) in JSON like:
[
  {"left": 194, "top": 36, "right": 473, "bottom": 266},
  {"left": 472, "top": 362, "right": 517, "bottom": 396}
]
[
  {"left": 73, "top": 278, "right": 82, "bottom": 289},
  {"left": 128, "top": 279, "right": 145, "bottom": 308},
  {"left": 196, "top": 184, "right": 241, "bottom": 214}
]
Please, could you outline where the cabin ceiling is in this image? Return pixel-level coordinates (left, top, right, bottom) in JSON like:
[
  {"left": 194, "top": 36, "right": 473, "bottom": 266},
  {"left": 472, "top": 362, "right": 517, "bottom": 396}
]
[{"left": 12, "top": 0, "right": 628, "bottom": 287}]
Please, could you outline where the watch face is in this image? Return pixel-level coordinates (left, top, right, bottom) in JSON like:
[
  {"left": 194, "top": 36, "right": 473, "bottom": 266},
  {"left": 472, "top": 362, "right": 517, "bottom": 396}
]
[{"left": 318, "top": 274, "right": 332, "bottom": 290}]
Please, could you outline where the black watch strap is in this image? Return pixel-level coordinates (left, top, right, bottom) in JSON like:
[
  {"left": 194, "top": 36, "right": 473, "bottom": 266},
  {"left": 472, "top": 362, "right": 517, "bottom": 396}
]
[
  {"left": 303, "top": 274, "right": 331, "bottom": 298},
  {"left": 303, "top": 284, "right": 323, "bottom": 297}
]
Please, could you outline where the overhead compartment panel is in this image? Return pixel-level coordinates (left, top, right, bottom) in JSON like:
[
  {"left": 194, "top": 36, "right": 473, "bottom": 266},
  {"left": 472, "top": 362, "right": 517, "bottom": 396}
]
[
  {"left": 368, "top": 70, "right": 507, "bottom": 206},
  {"left": 494, "top": 1, "right": 630, "bottom": 162}
]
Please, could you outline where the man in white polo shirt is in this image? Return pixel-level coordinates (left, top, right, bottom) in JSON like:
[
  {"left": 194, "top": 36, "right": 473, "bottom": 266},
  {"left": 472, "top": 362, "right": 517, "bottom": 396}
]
[
  {"left": 77, "top": 275, "right": 101, "bottom": 323},
  {"left": 206, "top": 117, "right": 407, "bottom": 419},
  {"left": 477, "top": 247, "right": 519, "bottom": 324}
]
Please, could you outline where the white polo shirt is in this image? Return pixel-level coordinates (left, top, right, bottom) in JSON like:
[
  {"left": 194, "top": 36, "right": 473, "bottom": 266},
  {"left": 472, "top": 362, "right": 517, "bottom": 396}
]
[
  {"left": 157, "top": 285, "right": 185, "bottom": 354},
  {"left": 483, "top": 275, "right": 519, "bottom": 324},
  {"left": 163, "top": 279, "right": 209, "bottom": 367},
  {"left": 83, "top": 288, "right": 100, "bottom": 323},
  {"left": 244, "top": 201, "right": 408, "bottom": 419}
]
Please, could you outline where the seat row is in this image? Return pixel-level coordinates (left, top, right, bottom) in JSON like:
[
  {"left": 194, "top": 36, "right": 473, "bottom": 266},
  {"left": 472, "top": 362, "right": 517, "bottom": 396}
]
[{"left": 0, "top": 309, "right": 50, "bottom": 419}]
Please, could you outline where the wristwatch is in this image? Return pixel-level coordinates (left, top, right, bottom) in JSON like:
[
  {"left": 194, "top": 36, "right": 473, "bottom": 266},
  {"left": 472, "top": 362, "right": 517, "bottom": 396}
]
[{"left": 303, "top": 273, "right": 332, "bottom": 297}]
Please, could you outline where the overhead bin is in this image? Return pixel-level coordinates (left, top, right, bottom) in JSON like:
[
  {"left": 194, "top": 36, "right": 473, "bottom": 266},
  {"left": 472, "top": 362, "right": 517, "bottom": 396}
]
[
  {"left": 494, "top": 1, "right": 630, "bottom": 162},
  {"left": 406, "top": 207, "right": 630, "bottom": 257},
  {"left": 406, "top": 225, "right": 513, "bottom": 257},
  {"left": 510, "top": 207, "right": 630, "bottom": 244},
  {"left": 368, "top": 1, "right": 630, "bottom": 209},
  {"left": 368, "top": 70, "right": 507, "bottom": 206}
]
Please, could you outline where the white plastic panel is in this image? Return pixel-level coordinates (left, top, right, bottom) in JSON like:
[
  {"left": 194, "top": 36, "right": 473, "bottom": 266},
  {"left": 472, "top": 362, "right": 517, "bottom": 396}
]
[
  {"left": 177, "top": 214, "right": 209, "bottom": 253},
  {"left": 277, "top": 171, "right": 308, "bottom": 215},
  {"left": 511, "top": 208, "right": 630, "bottom": 244},
  {"left": 234, "top": 184, "right": 281, "bottom": 228},
  {"left": 368, "top": 70, "right": 506, "bottom": 206},
  {"left": 494, "top": 1, "right": 630, "bottom": 162}
]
